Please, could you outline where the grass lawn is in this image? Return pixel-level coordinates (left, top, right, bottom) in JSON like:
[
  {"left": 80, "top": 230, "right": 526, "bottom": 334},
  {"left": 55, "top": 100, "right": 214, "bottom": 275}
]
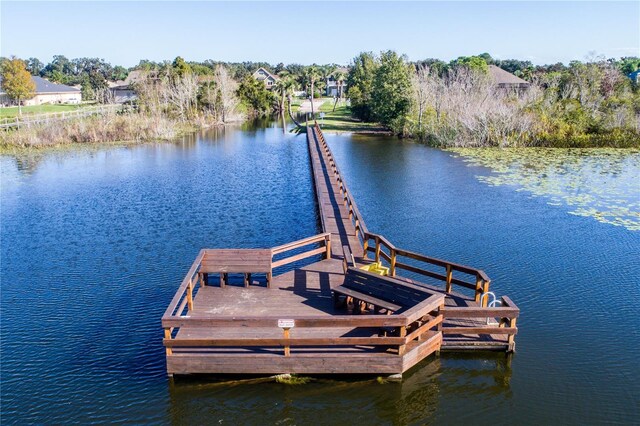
[
  {"left": 314, "top": 105, "right": 389, "bottom": 134},
  {"left": 0, "top": 104, "right": 90, "bottom": 119}
]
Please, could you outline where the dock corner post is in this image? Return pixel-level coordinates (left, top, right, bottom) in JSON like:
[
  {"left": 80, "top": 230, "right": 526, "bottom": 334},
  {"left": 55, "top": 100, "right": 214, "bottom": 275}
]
[
  {"left": 445, "top": 264, "right": 453, "bottom": 293},
  {"left": 435, "top": 302, "right": 445, "bottom": 356},
  {"left": 374, "top": 236, "right": 381, "bottom": 263},
  {"left": 267, "top": 271, "right": 272, "bottom": 289},
  {"left": 164, "top": 328, "right": 173, "bottom": 356},
  {"left": 507, "top": 317, "right": 517, "bottom": 352}
]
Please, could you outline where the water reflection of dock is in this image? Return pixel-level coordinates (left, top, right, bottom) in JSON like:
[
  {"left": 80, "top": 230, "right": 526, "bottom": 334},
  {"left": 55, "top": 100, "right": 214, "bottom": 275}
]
[{"left": 162, "top": 123, "right": 519, "bottom": 376}]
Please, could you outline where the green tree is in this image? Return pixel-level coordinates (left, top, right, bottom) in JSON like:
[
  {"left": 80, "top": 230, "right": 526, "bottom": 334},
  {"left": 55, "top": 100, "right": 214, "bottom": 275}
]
[
  {"left": 172, "top": 56, "right": 192, "bottom": 77},
  {"left": 111, "top": 65, "right": 129, "bottom": 81},
  {"left": 371, "top": 50, "right": 413, "bottom": 133},
  {"left": 450, "top": 56, "right": 489, "bottom": 73},
  {"left": 26, "top": 57, "right": 44, "bottom": 75},
  {"left": 347, "top": 52, "right": 378, "bottom": 121},
  {"left": 237, "top": 75, "right": 273, "bottom": 116},
  {"left": 1, "top": 57, "right": 36, "bottom": 115}
]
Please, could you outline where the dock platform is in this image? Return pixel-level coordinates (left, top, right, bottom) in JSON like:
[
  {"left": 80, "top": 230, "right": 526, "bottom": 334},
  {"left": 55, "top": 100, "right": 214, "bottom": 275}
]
[{"left": 162, "top": 123, "right": 519, "bottom": 376}]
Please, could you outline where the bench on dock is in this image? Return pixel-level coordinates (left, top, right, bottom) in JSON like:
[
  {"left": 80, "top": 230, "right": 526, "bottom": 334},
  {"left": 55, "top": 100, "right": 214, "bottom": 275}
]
[
  {"left": 333, "top": 267, "right": 434, "bottom": 314},
  {"left": 199, "top": 249, "right": 272, "bottom": 288}
]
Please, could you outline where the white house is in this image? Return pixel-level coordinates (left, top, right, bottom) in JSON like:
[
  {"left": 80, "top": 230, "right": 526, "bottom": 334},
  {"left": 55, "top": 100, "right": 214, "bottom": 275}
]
[
  {"left": 0, "top": 76, "right": 81, "bottom": 106},
  {"left": 252, "top": 67, "right": 279, "bottom": 89}
]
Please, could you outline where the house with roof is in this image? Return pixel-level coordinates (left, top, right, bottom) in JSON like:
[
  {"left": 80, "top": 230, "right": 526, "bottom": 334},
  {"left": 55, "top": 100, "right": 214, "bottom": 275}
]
[
  {"left": 108, "top": 70, "right": 144, "bottom": 103},
  {"left": 325, "top": 67, "right": 349, "bottom": 97},
  {"left": 0, "top": 76, "right": 81, "bottom": 106},
  {"left": 488, "top": 65, "right": 530, "bottom": 91},
  {"left": 252, "top": 67, "right": 279, "bottom": 89}
]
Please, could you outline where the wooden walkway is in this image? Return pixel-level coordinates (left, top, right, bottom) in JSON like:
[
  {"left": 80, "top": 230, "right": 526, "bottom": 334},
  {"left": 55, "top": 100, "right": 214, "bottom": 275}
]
[{"left": 161, "top": 123, "right": 519, "bottom": 377}]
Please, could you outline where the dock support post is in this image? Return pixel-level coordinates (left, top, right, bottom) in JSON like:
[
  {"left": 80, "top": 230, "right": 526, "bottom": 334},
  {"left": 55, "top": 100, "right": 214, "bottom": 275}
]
[{"left": 375, "top": 236, "right": 381, "bottom": 263}]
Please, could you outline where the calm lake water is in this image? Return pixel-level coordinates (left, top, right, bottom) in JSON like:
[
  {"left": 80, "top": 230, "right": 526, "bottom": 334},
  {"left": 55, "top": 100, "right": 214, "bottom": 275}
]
[{"left": 1, "top": 120, "right": 639, "bottom": 425}]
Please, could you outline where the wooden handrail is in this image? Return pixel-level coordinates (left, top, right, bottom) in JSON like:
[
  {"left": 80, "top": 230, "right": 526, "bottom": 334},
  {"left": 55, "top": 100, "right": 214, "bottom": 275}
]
[
  {"left": 162, "top": 249, "right": 205, "bottom": 319},
  {"left": 363, "top": 231, "right": 493, "bottom": 303},
  {"left": 272, "top": 232, "right": 331, "bottom": 254},
  {"left": 163, "top": 314, "right": 409, "bottom": 328},
  {"left": 310, "top": 123, "right": 369, "bottom": 238}
]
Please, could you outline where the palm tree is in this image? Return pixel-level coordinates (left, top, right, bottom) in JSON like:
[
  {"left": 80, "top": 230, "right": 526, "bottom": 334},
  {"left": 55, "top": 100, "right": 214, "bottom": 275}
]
[
  {"left": 332, "top": 70, "right": 346, "bottom": 112},
  {"left": 304, "top": 66, "right": 321, "bottom": 118}
]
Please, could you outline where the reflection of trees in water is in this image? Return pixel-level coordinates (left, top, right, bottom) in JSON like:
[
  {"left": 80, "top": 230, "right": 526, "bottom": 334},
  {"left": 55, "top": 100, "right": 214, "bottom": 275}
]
[
  {"left": 436, "top": 353, "right": 513, "bottom": 397},
  {"left": 13, "top": 154, "right": 44, "bottom": 175}
]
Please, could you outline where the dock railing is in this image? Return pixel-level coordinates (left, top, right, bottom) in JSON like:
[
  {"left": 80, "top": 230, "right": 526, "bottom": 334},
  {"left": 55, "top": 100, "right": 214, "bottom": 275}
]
[
  {"left": 163, "top": 293, "right": 444, "bottom": 358},
  {"left": 312, "top": 122, "right": 369, "bottom": 244},
  {"left": 163, "top": 233, "right": 332, "bottom": 320},
  {"left": 312, "top": 122, "right": 518, "bottom": 351}
]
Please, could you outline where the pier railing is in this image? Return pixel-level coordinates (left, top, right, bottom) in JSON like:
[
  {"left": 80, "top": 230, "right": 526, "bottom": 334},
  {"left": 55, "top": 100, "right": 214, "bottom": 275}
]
[
  {"left": 163, "top": 292, "right": 444, "bottom": 357},
  {"left": 162, "top": 233, "right": 332, "bottom": 322},
  {"left": 312, "top": 123, "right": 369, "bottom": 243},
  {"left": 312, "top": 122, "right": 518, "bottom": 350}
]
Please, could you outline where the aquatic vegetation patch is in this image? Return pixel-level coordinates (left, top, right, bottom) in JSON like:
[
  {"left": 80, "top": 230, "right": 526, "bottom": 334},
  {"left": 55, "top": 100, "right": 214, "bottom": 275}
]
[
  {"left": 448, "top": 148, "right": 640, "bottom": 231},
  {"left": 274, "top": 374, "right": 313, "bottom": 385}
]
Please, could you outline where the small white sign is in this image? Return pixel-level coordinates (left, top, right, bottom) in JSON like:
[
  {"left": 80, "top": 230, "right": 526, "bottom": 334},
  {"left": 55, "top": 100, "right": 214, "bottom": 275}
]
[{"left": 278, "top": 319, "right": 295, "bottom": 329}]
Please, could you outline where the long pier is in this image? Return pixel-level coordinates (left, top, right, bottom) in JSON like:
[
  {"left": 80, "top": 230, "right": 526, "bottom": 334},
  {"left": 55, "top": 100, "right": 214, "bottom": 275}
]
[{"left": 161, "top": 123, "right": 519, "bottom": 377}]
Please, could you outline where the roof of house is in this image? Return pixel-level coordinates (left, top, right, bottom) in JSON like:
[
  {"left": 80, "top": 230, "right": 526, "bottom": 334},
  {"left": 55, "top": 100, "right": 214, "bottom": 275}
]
[
  {"left": 253, "top": 67, "right": 279, "bottom": 82},
  {"left": 0, "top": 76, "right": 81, "bottom": 95},
  {"left": 488, "top": 65, "right": 530, "bottom": 86},
  {"left": 32, "top": 76, "right": 81, "bottom": 93}
]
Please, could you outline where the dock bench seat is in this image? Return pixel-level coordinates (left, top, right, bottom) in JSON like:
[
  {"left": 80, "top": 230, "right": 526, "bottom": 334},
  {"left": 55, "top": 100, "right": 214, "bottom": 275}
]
[{"left": 333, "top": 267, "right": 433, "bottom": 314}]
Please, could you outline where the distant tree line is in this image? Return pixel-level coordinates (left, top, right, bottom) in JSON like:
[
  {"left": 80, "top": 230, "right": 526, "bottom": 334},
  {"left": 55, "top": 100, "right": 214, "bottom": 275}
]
[
  {"left": 3, "top": 52, "right": 639, "bottom": 146},
  {"left": 347, "top": 52, "right": 640, "bottom": 147}
]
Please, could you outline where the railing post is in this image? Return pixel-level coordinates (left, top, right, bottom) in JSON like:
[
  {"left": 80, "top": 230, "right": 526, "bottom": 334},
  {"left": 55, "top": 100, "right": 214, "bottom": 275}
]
[
  {"left": 445, "top": 264, "right": 453, "bottom": 293},
  {"left": 482, "top": 279, "right": 491, "bottom": 306},
  {"left": 164, "top": 328, "right": 173, "bottom": 355},
  {"left": 283, "top": 328, "right": 291, "bottom": 357},
  {"left": 325, "top": 234, "right": 331, "bottom": 259},
  {"left": 363, "top": 234, "right": 369, "bottom": 259},
  {"left": 374, "top": 236, "right": 381, "bottom": 263},
  {"left": 187, "top": 280, "right": 194, "bottom": 311},
  {"left": 390, "top": 248, "right": 397, "bottom": 276},
  {"left": 398, "top": 326, "right": 407, "bottom": 356},
  {"left": 474, "top": 273, "right": 482, "bottom": 303}
]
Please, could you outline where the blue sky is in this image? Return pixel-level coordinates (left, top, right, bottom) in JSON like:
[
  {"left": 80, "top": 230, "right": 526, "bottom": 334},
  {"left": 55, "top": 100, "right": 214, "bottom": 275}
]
[{"left": 1, "top": 1, "right": 638, "bottom": 67}]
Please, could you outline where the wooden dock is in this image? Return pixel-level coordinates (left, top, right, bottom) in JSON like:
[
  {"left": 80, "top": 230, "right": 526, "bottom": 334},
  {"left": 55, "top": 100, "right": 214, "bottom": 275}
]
[{"left": 162, "top": 123, "right": 519, "bottom": 377}]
